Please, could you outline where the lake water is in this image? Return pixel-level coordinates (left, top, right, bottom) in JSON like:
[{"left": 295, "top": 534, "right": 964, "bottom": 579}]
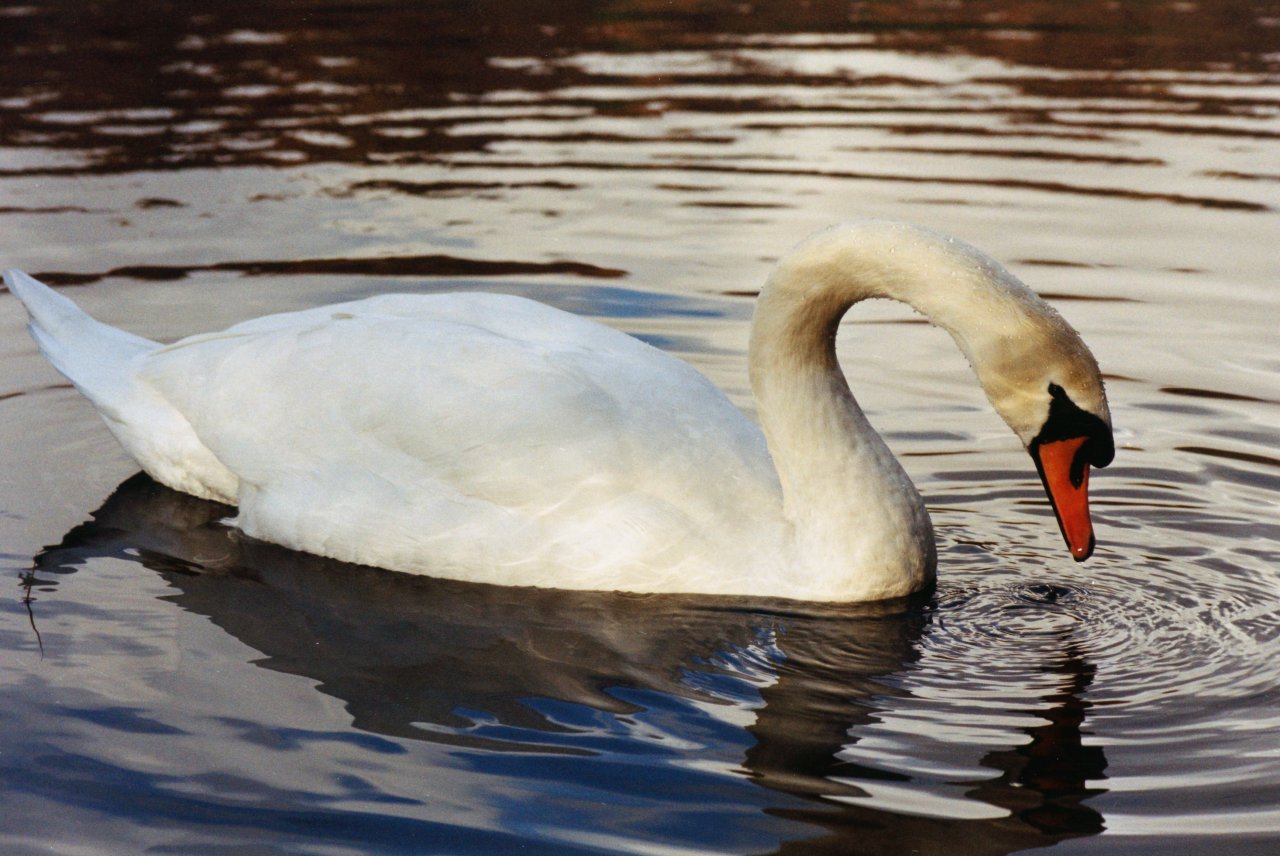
[{"left": 2, "top": 1, "right": 1278, "bottom": 853}]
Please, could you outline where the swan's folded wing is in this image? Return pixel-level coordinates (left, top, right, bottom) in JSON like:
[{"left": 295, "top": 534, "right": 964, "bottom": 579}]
[{"left": 135, "top": 293, "right": 781, "bottom": 553}]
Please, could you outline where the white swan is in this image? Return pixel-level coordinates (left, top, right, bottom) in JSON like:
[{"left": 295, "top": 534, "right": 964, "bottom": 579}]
[{"left": 4, "top": 221, "right": 1113, "bottom": 601}]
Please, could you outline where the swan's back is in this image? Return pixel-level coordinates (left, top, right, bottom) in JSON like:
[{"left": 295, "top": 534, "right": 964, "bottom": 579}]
[{"left": 138, "top": 292, "right": 783, "bottom": 588}]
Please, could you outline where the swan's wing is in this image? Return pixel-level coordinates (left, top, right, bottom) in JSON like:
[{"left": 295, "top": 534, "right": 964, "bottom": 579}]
[{"left": 136, "top": 293, "right": 779, "bottom": 576}]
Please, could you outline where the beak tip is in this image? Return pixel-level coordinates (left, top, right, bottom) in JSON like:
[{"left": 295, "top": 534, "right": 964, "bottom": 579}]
[{"left": 1070, "top": 537, "right": 1095, "bottom": 562}]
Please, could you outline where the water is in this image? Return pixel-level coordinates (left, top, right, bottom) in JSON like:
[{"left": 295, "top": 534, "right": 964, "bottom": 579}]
[{"left": 2, "top": 1, "right": 1278, "bottom": 852}]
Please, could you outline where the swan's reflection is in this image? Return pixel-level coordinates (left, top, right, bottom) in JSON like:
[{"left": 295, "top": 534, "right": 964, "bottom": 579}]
[
  {"left": 748, "top": 639, "right": 1106, "bottom": 853},
  {"left": 32, "top": 475, "right": 1106, "bottom": 852}
]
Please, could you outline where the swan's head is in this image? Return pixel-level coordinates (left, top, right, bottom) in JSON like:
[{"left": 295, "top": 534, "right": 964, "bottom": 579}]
[
  {"left": 755, "top": 220, "right": 1115, "bottom": 566},
  {"left": 967, "top": 295, "right": 1114, "bottom": 562},
  {"left": 1027, "top": 381, "right": 1114, "bottom": 561}
]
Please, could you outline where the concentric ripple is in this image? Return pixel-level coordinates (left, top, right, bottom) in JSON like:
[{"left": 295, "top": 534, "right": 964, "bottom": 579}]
[
  {"left": 928, "top": 559, "right": 1280, "bottom": 710},
  {"left": 829, "top": 546, "right": 1280, "bottom": 835}
]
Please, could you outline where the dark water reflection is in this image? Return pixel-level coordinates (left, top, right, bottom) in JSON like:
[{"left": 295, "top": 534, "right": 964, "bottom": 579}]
[
  {"left": 24, "top": 475, "right": 1107, "bottom": 853},
  {"left": 4, "top": 0, "right": 1278, "bottom": 176}
]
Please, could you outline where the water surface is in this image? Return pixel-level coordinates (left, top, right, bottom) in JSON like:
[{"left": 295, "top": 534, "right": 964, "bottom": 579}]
[{"left": 2, "top": 2, "right": 1278, "bottom": 853}]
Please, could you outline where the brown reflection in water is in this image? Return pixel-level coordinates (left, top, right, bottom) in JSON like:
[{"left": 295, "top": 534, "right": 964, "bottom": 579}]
[
  {"left": 18, "top": 254, "right": 628, "bottom": 287},
  {"left": 0, "top": 205, "right": 104, "bottom": 214},
  {"left": 1160, "top": 386, "right": 1274, "bottom": 404},
  {"left": 1177, "top": 445, "right": 1280, "bottom": 470},
  {"left": 841, "top": 145, "right": 1167, "bottom": 166},
  {"left": 1204, "top": 170, "right": 1280, "bottom": 182},
  {"left": 2, "top": 0, "right": 1275, "bottom": 174},
  {"left": 440, "top": 157, "right": 1272, "bottom": 212},
  {"left": 343, "top": 179, "right": 582, "bottom": 197}
]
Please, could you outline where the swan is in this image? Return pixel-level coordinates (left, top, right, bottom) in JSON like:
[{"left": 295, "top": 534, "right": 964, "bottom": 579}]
[{"left": 4, "top": 221, "right": 1113, "bottom": 601}]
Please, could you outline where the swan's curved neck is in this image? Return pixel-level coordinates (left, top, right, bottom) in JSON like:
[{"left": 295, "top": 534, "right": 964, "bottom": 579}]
[
  {"left": 747, "top": 222, "right": 1040, "bottom": 599},
  {"left": 746, "top": 221, "right": 1111, "bottom": 600}
]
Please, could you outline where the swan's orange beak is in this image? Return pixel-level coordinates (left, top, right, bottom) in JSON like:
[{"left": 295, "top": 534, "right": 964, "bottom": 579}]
[{"left": 1032, "top": 436, "right": 1095, "bottom": 561}]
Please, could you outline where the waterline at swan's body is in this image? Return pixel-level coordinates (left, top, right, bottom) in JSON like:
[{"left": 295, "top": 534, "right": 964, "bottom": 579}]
[{"left": 4, "top": 221, "right": 1114, "bottom": 601}]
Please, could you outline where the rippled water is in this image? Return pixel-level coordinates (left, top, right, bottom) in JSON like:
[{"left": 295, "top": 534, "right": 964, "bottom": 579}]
[{"left": 2, "top": 1, "right": 1278, "bottom": 853}]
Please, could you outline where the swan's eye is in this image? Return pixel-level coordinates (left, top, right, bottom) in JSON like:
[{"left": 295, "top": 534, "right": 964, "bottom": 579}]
[{"left": 1037, "top": 383, "right": 1113, "bottom": 470}]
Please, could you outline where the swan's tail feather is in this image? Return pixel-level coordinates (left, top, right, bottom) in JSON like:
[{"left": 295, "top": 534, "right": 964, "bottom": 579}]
[
  {"left": 5, "top": 269, "right": 239, "bottom": 503},
  {"left": 3, "top": 269, "right": 158, "bottom": 419}
]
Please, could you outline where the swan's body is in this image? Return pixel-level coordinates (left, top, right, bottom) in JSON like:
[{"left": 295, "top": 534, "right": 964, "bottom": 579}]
[{"left": 5, "top": 222, "right": 1113, "bottom": 601}]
